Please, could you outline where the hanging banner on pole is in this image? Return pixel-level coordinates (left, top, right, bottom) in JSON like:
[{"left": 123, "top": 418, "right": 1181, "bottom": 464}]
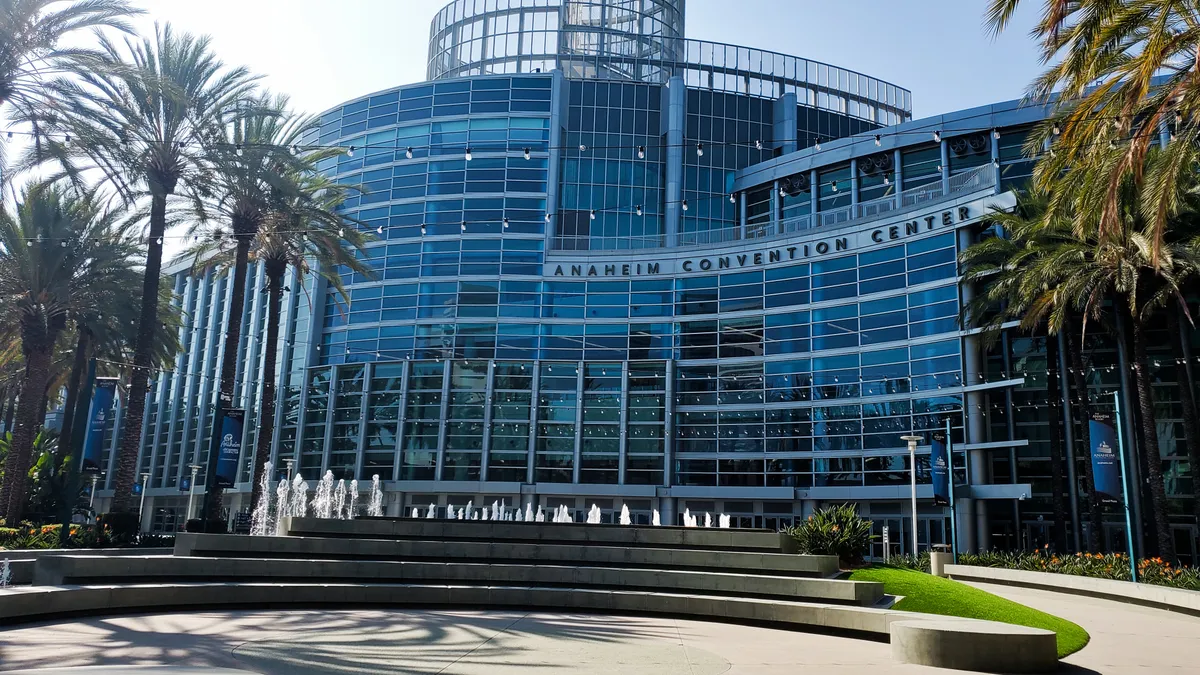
[
  {"left": 930, "top": 430, "right": 951, "bottom": 506},
  {"left": 213, "top": 408, "right": 245, "bottom": 488},
  {"left": 1089, "top": 412, "right": 1121, "bottom": 504},
  {"left": 80, "top": 378, "right": 119, "bottom": 473}
]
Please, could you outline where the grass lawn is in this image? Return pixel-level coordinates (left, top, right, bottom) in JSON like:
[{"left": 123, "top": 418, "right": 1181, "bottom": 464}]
[{"left": 849, "top": 565, "right": 1089, "bottom": 658}]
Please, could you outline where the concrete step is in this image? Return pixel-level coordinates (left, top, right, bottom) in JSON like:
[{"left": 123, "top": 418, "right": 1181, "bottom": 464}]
[
  {"left": 174, "top": 533, "right": 839, "bottom": 578},
  {"left": 287, "top": 517, "right": 785, "bottom": 552},
  {"left": 32, "top": 554, "right": 882, "bottom": 606}
]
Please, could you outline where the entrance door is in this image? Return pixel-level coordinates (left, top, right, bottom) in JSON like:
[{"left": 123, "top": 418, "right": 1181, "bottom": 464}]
[{"left": 1172, "top": 525, "right": 1198, "bottom": 567}]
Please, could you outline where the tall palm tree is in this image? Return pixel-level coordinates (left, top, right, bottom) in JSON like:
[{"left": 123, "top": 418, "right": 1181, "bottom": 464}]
[
  {"left": 30, "top": 25, "right": 258, "bottom": 514},
  {"left": 961, "top": 190, "right": 1105, "bottom": 550},
  {"left": 0, "top": 180, "right": 143, "bottom": 523},
  {"left": 183, "top": 94, "right": 322, "bottom": 521},
  {"left": 0, "top": 0, "right": 140, "bottom": 180},
  {"left": 181, "top": 157, "right": 371, "bottom": 519}
]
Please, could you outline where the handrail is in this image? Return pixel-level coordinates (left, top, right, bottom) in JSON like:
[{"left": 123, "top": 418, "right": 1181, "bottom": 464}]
[{"left": 550, "top": 163, "right": 996, "bottom": 253}]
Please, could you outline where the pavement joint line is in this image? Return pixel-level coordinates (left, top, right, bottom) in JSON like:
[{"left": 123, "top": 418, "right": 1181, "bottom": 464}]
[
  {"left": 433, "top": 611, "right": 529, "bottom": 675},
  {"left": 671, "top": 617, "right": 700, "bottom": 675}
]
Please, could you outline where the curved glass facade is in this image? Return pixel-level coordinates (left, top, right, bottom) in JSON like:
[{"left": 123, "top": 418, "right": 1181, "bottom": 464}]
[
  {"left": 109, "top": 0, "right": 1197, "bottom": 561},
  {"left": 428, "top": 0, "right": 910, "bottom": 126}
]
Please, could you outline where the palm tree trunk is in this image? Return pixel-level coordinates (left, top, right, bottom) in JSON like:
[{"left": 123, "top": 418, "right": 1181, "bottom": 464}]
[
  {"left": 3, "top": 386, "right": 15, "bottom": 432},
  {"left": 1065, "top": 317, "right": 1104, "bottom": 551},
  {"left": 1165, "top": 311, "right": 1200, "bottom": 529},
  {"left": 1046, "top": 335, "right": 1069, "bottom": 552},
  {"left": 111, "top": 193, "right": 168, "bottom": 513},
  {"left": 1130, "top": 315, "right": 1177, "bottom": 561},
  {"left": 249, "top": 260, "right": 286, "bottom": 516},
  {"left": 58, "top": 329, "right": 91, "bottom": 461},
  {"left": 201, "top": 232, "right": 251, "bottom": 521},
  {"left": 2, "top": 345, "right": 54, "bottom": 523}
]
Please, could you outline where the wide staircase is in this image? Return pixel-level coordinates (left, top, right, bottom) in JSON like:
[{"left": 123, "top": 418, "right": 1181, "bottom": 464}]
[{"left": 0, "top": 517, "right": 1060, "bottom": 673}]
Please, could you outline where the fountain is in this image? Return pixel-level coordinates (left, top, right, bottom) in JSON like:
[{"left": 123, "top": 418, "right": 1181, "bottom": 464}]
[
  {"left": 332, "top": 479, "right": 347, "bottom": 520},
  {"left": 535, "top": 506, "right": 545, "bottom": 522},
  {"left": 465, "top": 500, "right": 474, "bottom": 519},
  {"left": 471, "top": 510, "right": 480, "bottom": 520},
  {"left": 367, "top": 475, "right": 383, "bottom": 517},
  {"left": 249, "top": 461, "right": 273, "bottom": 536},
  {"left": 515, "top": 508, "right": 523, "bottom": 522},
  {"left": 704, "top": 512, "right": 712, "bottom": 528},
  {"left": 525, "top": 503, "right": 534, "bottom": 521},
  {"left": 427, "top": 503, "right": 436, "bottom": 518},
  {"left": 411, "top": 507, "right": 420, "bottom": 518},
  {"left": 619, "top": 504, "right": 631, "bottom": 526},
  {"left": 719, "top": 514, "right": 731, "bottom": 529},
  {"left": 311, "top": 471, "right": 334, "bottom": 519},
  {"left": 482, "top": 506, "right": 490, "bottom": 521},
  {"left": 652, "top": 509, "right": 660, "bottom": 526},
  {"left": 586, "top": 504, "right": 601, "bottom": 524},
  {"left": 457, "top": 508, "right": 464, "bottom": 519},
  {"left": 0, "top": 558, "right": 10, "bottom": 588},
  {"left": 347, "top": 480, "right": 359, "bottom": 519},
  {"left": 491, "top": 500, "right": 499, "bottom": 521},
  {"left": 683, "top": 508, "right": 693, "bottom": 527},
  {"left": 275, "top": 479, "right": 291, "bottom": 521},
  {"left": 446, "top": 502, "right": 455, "bottom": 519},
  {"left": 290, "top": 475, "right": 309, "bottom": 518}
]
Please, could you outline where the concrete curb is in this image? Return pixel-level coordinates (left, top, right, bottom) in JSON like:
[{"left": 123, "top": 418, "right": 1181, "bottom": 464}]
[{"left": 945, "top": 564, "right": 1200, "bottom": 617}]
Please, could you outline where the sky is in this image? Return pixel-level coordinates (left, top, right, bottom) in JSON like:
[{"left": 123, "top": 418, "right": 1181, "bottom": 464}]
[{"left": 128, "top": 0, "right": 1046, "bottom": 120}]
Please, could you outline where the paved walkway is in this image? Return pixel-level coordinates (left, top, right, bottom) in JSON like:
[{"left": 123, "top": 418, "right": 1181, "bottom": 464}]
[
  {"left": 0, "top": 584, "right": 1197, "bottom": 674},
  {"left": 963, "top": 581, "right": 1200, "bottom": 674},
  {"left": 0, "top": 609, "right": 968, "bottom": 675}
]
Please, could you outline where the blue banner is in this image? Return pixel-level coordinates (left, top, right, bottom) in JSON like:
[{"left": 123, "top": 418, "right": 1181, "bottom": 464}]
[
  {"left": 213, "top": 408, "right": 245, "bottom": 488},
  {"left": 179, "top": 476, "right": 191, "bottom": 492},
  {"left": 930, "top": 431, "right": 950, "bottom": 506},
  {"left": 1089, "top": 412, "right": 1122, "bottom": 504},
  {"left": 81, "top": 379, "right": 118, "bottom": 473}
]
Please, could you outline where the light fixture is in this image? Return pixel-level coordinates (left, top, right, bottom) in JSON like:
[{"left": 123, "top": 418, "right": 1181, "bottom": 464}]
[
  {"left": 523, "top": 147, "right": 531, "bottom": 160},
  {"left": 545, "top": 212, "right": 552, "bottom": 223},
  {"left": 883, "top": 175, "right": 891, "bottom": 185},
  {"left": 376, "top": 224, "right": 384, "bottom": 235},
  {"left": 503, "top": 218, "right": 510, "bottom": 229},
  {"left": 635, "top": 204, "right": 643, "bottom": 216},
  {"left": 637, "top": 145, "right": 646, "bottom": 159},
  {"left": 696, "top": 142, "right": 704, "bottom": 156},
  {"left": 992, "top": 157, "right": 1000, "bottom": 168},
  {"left": 992, "top": 129, "right": 1001, "bottom": 140},
  {"left": 405, "top": 147, "right": 414, "bottom": 159},
  {"left": 347, "top": 146, "right": 355, "bottom": 157},
  {"left": 831, "top": 181, "right": 838, "bottom": 193},
  {"left": 755, "top": 140, "right": 763, "bottom": 150},
  {"left": 461, "top": 223, "right": 466, "bottom": 232},
  {"left": 936, "top": 164, "right": 943, "bottom": 172},
  {"left": 1052, "top": 124, "right": 1061, "bottom": 136},
  {"left": 874, "top": 134, "right": 882, "bottom": 146},
  {"left": 420, "top": 225, "right": 427, "bottom": 235},
  {"left": 729, "top": 192, "right": 736, "bottom": 204},
  {"left": 465, "top": 147, "right": 473, "bottom": 161},
  {"left": 682, "top": 199, "right": 688, "bottom": 211},
  {"left": 933, "top": 130, "right": 941, "bottom": 142},
  {"left": 589, "top": 209, "right": 596, "bottom": 220},
  {"left": 779, "top": 186, "right": 786, "bottom": 197},
  {"left": 579, "top": 143, "right": 587, "bottom": 152}
]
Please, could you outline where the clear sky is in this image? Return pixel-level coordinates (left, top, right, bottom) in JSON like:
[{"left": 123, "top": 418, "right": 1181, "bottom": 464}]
[{"left": 129, "top": 0, "right": 1046, "bottom": 120}]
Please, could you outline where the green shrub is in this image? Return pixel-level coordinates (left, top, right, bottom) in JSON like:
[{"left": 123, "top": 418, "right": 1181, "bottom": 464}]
[
  {"left": 784, "top": 503, "right": 874, "bottom": 566},
  {"left": 922, "top": 548, "right": 1200, "bottom": 591}
]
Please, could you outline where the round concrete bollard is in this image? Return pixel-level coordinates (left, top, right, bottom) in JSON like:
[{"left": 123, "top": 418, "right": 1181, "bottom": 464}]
[
  {"left": 890, "top": 619, "right": 1058, "bottom": 673},
  {"left": 930, "top": 551, "right": 953, "bottom": 577}
]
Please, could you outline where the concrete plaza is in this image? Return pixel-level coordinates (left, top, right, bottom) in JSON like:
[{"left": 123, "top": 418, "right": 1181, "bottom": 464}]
[{"left": 0, "top": 582, "right": 1198, "bottom": 674}]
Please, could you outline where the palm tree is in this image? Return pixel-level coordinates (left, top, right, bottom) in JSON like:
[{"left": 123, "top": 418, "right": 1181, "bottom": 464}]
[
  {"left": 30, "top": 25, "right": 258, "bottom": 514},
  {"left": 0, "top": 0, "right": 140, "bottom": 178},
  {"left": 987, "top": 0, "right": 1200, "bottom": 258},
  {"left": 181, "top": 149, "right": 371, "bottom": 519},
  {"left": 961, "top": 190, "right": 1105, "bottom": 550},
  {"left": 183, "top": 94, "right": 323, "bottom": 521},
  {"left": 0, "top": 180, "right": 144, "bottom": 523}
]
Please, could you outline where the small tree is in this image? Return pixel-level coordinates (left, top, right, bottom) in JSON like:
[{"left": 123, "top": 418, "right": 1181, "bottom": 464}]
[{"left": 785, "top": 504, "right": 875, "bottom": 567}]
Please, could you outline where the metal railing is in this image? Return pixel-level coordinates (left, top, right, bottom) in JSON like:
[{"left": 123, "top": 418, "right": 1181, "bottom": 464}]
[{"left": 550, "top": 163, "right": 996, "bottom": 253}]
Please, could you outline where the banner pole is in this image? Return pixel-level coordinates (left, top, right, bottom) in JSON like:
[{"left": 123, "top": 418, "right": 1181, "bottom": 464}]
[
  {"left": 947, "top": 417, "right": 958, "bottom": 563},
  {"left": 58, "top": 358, "right": 97, "bottom": 548},
  {"left": 1113, "top": 391, "right": 1138, "bottom": 583}
]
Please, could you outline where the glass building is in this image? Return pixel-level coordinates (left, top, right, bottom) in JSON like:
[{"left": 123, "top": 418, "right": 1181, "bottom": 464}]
[{"left": 96, "top": 0, "right": 1196, "bottom": 561}]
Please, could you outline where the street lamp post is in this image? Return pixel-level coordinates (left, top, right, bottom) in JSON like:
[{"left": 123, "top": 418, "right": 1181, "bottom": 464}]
[
  {"left": 186, "top": 464, "right": 202, "bottom": 520},
  {"left": 137, "top": 472, "right": 151, "bottom": 533},
  {"left": 901, "top": 434, "right": 923, "bottom": 557},
  {"left": 89, "top": 474, "right": 100, "bottom": 509},
  {"left": 284, "top": 458, "right": 295, "bottom": 481}
]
